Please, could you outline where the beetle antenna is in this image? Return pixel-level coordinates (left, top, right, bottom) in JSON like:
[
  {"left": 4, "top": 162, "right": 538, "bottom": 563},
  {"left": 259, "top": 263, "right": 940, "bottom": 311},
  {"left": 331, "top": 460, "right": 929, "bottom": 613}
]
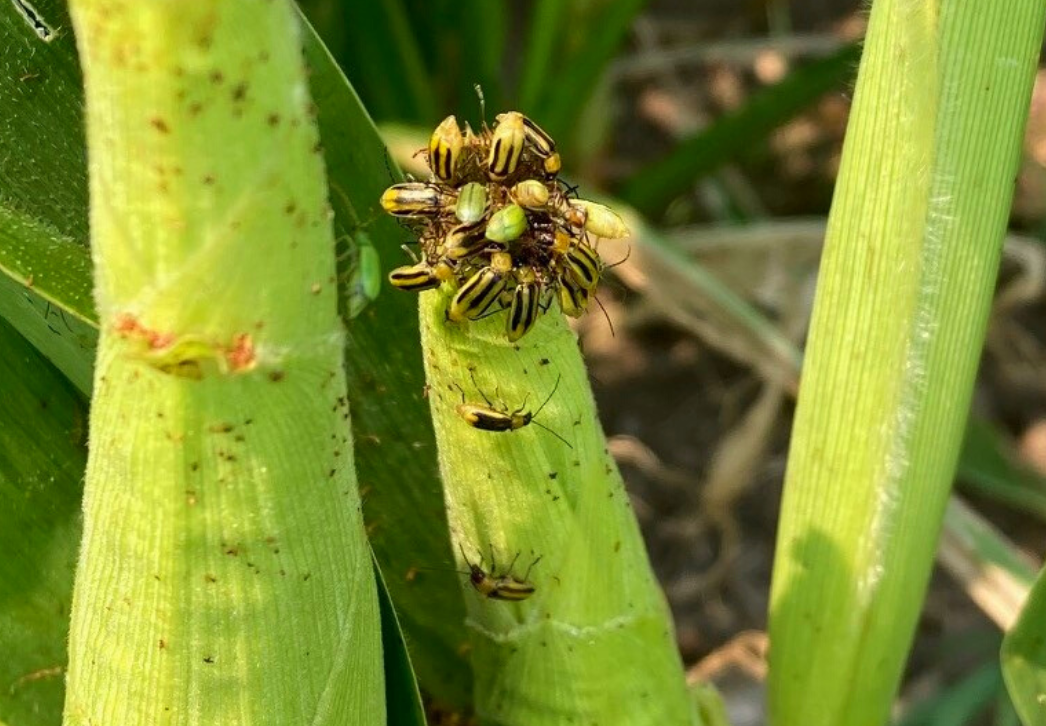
[
  {"left": 522, "top": 555, "right": 543, "bottom": 581},
  {"left": 533, "top": 421, "right": 573, "bottom": 449},
  {"left": 414, "top": 563, "right": 472, "bottom": 577},
  {"left": 458, "top": 543, "right": 480, "bottom": 571},
  {"left": 531, "top": 374, "right": 562, "bottom": 419},
  {"left": 557, "top": 178, "right": 581, "bottom": 199},
  {"left": 472, "top": 300, "right": 511, "bottom": 321},
  {"left": 605, "top": 245, "right": 632, "bottom": 270},
  {"left": 594, "top": 294, "right": 616, "bottom": 338},
  {"left": 382, "top": 145, "right": 402, "bottom": 184},
  {"left": 469, "top": 368, "right": 495, "bottom": 407}
]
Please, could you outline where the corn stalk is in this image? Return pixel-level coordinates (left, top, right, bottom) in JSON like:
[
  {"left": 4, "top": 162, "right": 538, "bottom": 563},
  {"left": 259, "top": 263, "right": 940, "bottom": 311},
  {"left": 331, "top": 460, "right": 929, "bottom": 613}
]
[
  {"left": 64, "top": 1, "right": 383, "bottom": 722},
  {"left": 767, "top": 0, "right": 1046, "bottom": 724},
  {"left": 419, "top": 296, "right": 698, "bottom": 725}
]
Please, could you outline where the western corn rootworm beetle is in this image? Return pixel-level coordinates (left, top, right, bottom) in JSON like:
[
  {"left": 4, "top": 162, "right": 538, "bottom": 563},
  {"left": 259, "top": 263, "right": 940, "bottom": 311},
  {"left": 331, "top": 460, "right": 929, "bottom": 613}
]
[
  {"left": 447, "top": 251, "right": 515, "bottom": 323},
  {"left": 454, "top": 370, "right": 571, "bottom": 448},
  {"left": 459, "top": 544, "right": 541, "bottom": 601}
]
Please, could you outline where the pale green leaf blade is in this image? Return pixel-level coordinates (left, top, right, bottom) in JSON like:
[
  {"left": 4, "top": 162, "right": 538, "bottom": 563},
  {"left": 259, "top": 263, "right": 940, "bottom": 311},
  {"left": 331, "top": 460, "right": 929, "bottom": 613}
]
[
  {"left": 768, "top": 2, "right": 1046, "bottom": 726},
  {"left": 1003, "top": 566, "right": 1046, "bottom": 726}
]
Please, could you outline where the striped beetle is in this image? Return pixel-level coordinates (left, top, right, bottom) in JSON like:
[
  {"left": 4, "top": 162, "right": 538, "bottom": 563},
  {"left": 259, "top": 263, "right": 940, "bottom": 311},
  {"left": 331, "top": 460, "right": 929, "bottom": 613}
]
[
  {"left": 460, "top": 544, "right": 541, "bottom": 602},
  {"left": 446, "top": 251, "right": 514, "bottom": 322},
  {"left": 454, "top": 369, "right": 571, "bottom": 447}
]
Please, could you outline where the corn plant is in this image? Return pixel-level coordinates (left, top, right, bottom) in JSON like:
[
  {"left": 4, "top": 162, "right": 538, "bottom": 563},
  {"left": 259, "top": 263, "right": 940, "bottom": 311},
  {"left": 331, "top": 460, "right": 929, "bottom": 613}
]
[
  {"left": 419, "top": 307, "right": 695, "bottom": 723},
  {"left": 4, "top": 0, "right": 1046, "bottom": 724},
  {"left": 64, "top": 0, "right": 386, "bottom": 721},
  {"left": 1, "top": 0, "right": 693, "bottom": 722}
]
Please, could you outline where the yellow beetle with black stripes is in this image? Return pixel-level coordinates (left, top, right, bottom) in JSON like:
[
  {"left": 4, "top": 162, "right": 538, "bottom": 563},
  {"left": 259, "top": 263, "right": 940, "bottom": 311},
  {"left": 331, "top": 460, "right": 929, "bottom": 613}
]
[{"left": 447, "top": 251, "right": 514, "bottom": 322}]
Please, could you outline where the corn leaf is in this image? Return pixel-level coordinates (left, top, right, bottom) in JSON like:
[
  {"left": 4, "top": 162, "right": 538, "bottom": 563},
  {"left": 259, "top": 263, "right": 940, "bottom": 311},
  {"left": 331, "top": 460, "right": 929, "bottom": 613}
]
[
  {"left": 958, "top": 417, "right": 1046, "bottom": 524},
  {"left": 768, "top": 3, "right": 1046, "bottom": 726},
  {"left": 335, "top": 0, "right": 436, "bottom": 122},
  {"left": 296, "top": 0, "right": 350, "bottom": 63},
  {"left": 460, "top": 0, "right": 507, "bottom": 119},
  {"left": 0, "top": 211, "right": 96, "bottom": 393},
  {"left": 0, "top": 0, "right": 96, "bottom": 391},
  {"left": 300, "top": 21, "right": 473, "bottom": 704},
  {"left": 0, "top": 319, "right": 86, "bottom": 726},
  {"left": 893, "top": 662, "right": 1003, "bottom": 726},
  {"left": 517, "top": 0, "right": 569, "bottom": 111},
  {"left": 1002, "top": 565, "right": 1046, "bottom": 726},
  {"left": 0, "top": 1, "right": 87, "bottom": 240},
  {"left": 374, "top": 556, "right": 427, "bottom": 726}
]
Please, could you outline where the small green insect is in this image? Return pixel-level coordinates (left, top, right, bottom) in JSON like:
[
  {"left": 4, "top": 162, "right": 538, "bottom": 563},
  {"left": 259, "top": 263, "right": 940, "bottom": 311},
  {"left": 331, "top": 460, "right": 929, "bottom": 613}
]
[
  {"left": 459, "top": 544, "right": 542, "bottom": 601},
  {"left": 570, "top": 199, "right": 629, "bottom": 239},
  {"left": 455, "top": 370, "right": 571, "bottom": 447},
  {"left": 485, "top": 203, "right": 528, "bottom": 243},
  {"left": 342, "top": 231, "right": 382, "bottom": 319},
  {"left": 455, "top": 182, "right": 488, "bottom": 225}
]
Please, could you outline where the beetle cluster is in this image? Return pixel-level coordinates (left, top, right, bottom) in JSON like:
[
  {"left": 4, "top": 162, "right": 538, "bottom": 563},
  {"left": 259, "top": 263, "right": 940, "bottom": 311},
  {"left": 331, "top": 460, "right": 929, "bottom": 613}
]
[{"left": 380, "top": 111, "right": 629, "bottom": 342}]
